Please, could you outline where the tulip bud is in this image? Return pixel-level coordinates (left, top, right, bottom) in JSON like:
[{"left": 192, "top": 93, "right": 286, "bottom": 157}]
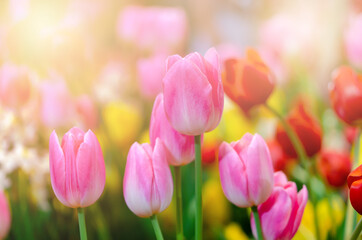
[
  {"left": 347, "top": 164, "right": 362, "bottom": 215},
  {"left": 276, "top": 102, "right": 322, "bottom": 158},
  {"left": 317, "top": 150, "right": 352, "bottom": 188},
  {"left": 329, "top": 66, "right": 362, "bottom": 126},
  {"left": 163, "top": 48, "right": 224, "bottom": 135},
  {"left": 49, "top": 127, "right": 106, "bottom": 208},
  {"left": 222, "top": 48, "right": 274, "bottom": 114},
  {"left": 150, "top": 93, "right": 194, "bottom": 166},
  {"left": 0, "top": 190, "right": 11, "bottom": 240},
  {"left": 123, "top": 139, "right": 173, "bottom": 217},
  {"left": 251, "top": 171, "right": 308, "bottom": 240},
  {"left": 218, "top": 133, "right": 274, "bottom": 208}
]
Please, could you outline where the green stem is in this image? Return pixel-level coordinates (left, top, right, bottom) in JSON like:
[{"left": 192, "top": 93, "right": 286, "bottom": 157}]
[
  {"left": 77, "top": 208, "right": 88, "bottom": 240},
  {"left": 251, "top": 206, "right": 264, "bottom": 240},
  {"left": 174, "top": 166, "right": 184, "bottom": 240},
  {"left": 345, "top": 129, "right": 361, "bottom": 239},
  {"left": 150, "top": 215, "right": 164, "bottom": 240},
  {"left": 194, "top": 135, "right": 202, "bottom": 240},
  {"left": 264, "top": 103, "right": 320, "bottom": 240},
  {"left": 350, "top": 217, "right": 362, "bottom": 240}
]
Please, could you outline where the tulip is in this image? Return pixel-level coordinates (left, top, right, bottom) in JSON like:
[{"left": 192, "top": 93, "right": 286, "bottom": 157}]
[
  {"left": 49, "top": 127, "right": 105, "bottom": 208},
  {"left": 123, "top": 139, "right": 173, "bottom": 218},
  {"left": 163, "top": 47, "right": 224, "bottom": 136},
  {"left": 317, "top": 150, "right": 352, "bottom": 188},
  {"left": 222, "top": 48, "right": 274, "bottom": 114},
  {"left": 344, "top": 14, "right": 362, "bottom": 68},
  {"left": 0, "top": 190, "right": 11, "bottom": 240},
  {"left": 329, "top": 66, "right": 362, "bottom": 126},
  {"left": 150, "top": 93, "right": 194, "bottom": 166},
  {"left": 218, "top": 133, "right": 274, "bottom": 208},
  {"left": 267, "top": 139, "right": 292, "bottom": 172},
  {"left": 137, "top": 54, "right": 167, "bottom": 99},
  {"left": 117, "top": 6, "right": 187, "bottom": 52},
  {"left": 251, "top": 171, "right": 308, "bottom": 240},
  {"left": 276, "top": 102, "right": 322, "bottom": 158},
  {"left": 347, "top": 164, "right": 362, "bottom": 215},
  {"left": 0, "top": 63, "right": 32, "bottom": 109},
  {"left": 75, "top": 95, "right": 99, "bottom": 130},
  {"left": 40, "top": 79, "right": 75, "bottom": 128}
]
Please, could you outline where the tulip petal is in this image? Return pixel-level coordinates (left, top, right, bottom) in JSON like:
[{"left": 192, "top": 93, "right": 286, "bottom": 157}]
[
  {"left": 49, "top": 131, "right": 68, "bottom": 206},
  {"left": 244, "top": 134, "right": 274, "bottom": 205},
  {"left": 166, "top": 55, "right": 182, "bottom": 72},
  {"left": 77, "top": 130, "right": 105, "bottom": 207},
  {"left": 204, "top": 47, "right": 220, "bottom": 73},
  {"left": 218, "top": 142, "right": 250, "bottom": 207},
  {"left": 291, "top": 185, "right": 308, "bottom": 236},
  {"left": 151, "top": 139, "right": 173, "bottom": 213},
  {"left": 274, "top": 171, "right": 288, "bottom": 187},
  {"left": 123, "top": 142, "right": 154, "bottom": 217},
  {"left": 252, "top": 187, "right": 292, "bottom": 240},
  {"left": 163, "top": 59, "right": 213, "bottom": 135}
]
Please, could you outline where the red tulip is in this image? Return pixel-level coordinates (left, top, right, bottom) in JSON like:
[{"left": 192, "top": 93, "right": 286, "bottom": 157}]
[
  {"left": 276, "top": 102, "right": 322, "bottom": 158},
  {"left": 222, "top": 48, "right": 274, "bottom": 114},
  {"left": 347, "top": 164, "right": 362, "bottom": 215},
  {"left": 329, "top": 66, "right": 362, "bottom": 126},
  {"left": 317, "top": 150, "right": 352, "bottom": 188},
  {"left": 267, "top": 139, "right": 292, "bottom": 172}
]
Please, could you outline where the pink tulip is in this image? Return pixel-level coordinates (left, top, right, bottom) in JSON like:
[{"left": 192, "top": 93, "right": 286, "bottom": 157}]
[
  {"left": 49, "top": 127, "right": 105, "bottom": 208},
  {"left": 163, "top": 48, "right": 224, "bottom": 136},
  {"left": 0, "top": 190, "right": 11, "bottom": 240},
  {"left": 40, "top": 79, "right": 74, "bottom": 128},
  {"left": 117, "top": 6, "right": 187, "bottom": 52},
  {"left": 218, "top": 133, "right": 274, "bottom": 208},
  {"left": 123, "top": 139, "right": 173, "bottom": 217},
  {"left": 137, "top": 54, "right": 166, "bottom": 99},
  {"left": 150, "top": 93, "right": 195, "bottom": 166},
  {"left": 75, "top": 95, "right": 99, "bottom": 130},
  {"left": 251, "top": 171, "right": 308, "bottom": 240},
  {"left": 345, "top": 14, "right": 362, "bottom": 68},
  {"left": 0, "top": 63, "right": 32, "bottom": 109}
]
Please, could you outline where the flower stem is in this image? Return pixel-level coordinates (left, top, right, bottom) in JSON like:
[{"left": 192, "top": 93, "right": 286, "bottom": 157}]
[
  {"left": 194, "top": 135, "right": 202, "bottom": 240},
  {"left": 350, "top": 217, "right": 362, "bottom": 240},
  {"left": 150, "top": 215, "right": 164, "bottom": 240},
  {"left": 345, "top": 129, "right": 361, "bottom": 239},
  {"left": 174, "top": 166, "right": 184, "bottom": 240},
  {"left": 264, "top": 103, "right": 320, "bottom": 240},
  {"left": 251, "top": 206, "right": 264, "bottom": 240},
  {"left": 77, "top": 208, "right": 88, "bottom": 240}
]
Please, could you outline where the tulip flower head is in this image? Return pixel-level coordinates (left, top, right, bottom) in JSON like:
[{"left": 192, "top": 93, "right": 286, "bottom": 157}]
[
  {"left": 222, "top": 48, "right": 274, "bottom": 114},
  {"left": 123, "top": 139, "right": 173, "bottom": 218},
  {"left": 218, "top": 133, "right": 274, "bottom": 208},
  {"left": 49, "top": 127, "right": 106, "bottom": 208},
  {"left": 347, "top": 164, "right": 362, "bottom": 215},
  {"left": 329, "top": 66, "right": 362, "bottom": 126},
  {"left": 163, "top": 48, "right": 224, "bottom": 136},
  {"left": 276, "top": 102, "right": 322, "bottom": 158},
  {"left": 251, "top": 171, "right": 308, "bottom": 240},
  {"left": 150, "top": 93, "right": 195, "bottom": 166},
  {"left": 317, "top": 150, "right": 352, "bottom": 188},
  {"left": 0, "top": 190, "right": 11, "bottom": 240}
]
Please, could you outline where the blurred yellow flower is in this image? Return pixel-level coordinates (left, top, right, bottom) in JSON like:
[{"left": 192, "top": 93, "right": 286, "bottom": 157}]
[
  {"left": 224, "top": 222, "right": 249, "bottom": 240},
  {"left": 294, "top": 196, "right": 344, "bottom": 240},
  {"left": 102, "top": 102, "right": 142, "bottom": 149},
  {"left": 202, "top": 178, "right": 230, "bottom": 226}
]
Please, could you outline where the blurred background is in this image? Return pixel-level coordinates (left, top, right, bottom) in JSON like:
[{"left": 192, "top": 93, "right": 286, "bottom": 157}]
[{"left": 0, "top": 0, "right": 361, "bottom": 239}]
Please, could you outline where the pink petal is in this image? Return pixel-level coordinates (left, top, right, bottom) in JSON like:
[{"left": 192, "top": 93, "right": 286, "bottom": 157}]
[
  {"left": 123, "top": 142, "right": 154, "bottom": 217},
  {"left": 151, "top": 138, "right": 173, "bottom": 213},
  {"left": 291, "top": 185, "right": 308, "bottom": 236},
  {"left": 163, "top": 59, "right": 213, "bottom": 135},
  {"left": 77, "top": 130, "right": 105, "bottom": 207},
  {"left": 49, "top": 131, "right": 68, "bottom": 206},
  {"left": 166, "top": 55, "right": 182, "bottom": 72},
  {"left": 218, "top": 142, "right": 250, "bottom": 207},
  {"left": 244, "top": 134, "right": 274, "bottom": 205},
  {"left": 204, "top": 47, "right": 220, "bottom": 73},
  {"left": 274, "top": 171, "right": 288, "bottom": 187}
]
